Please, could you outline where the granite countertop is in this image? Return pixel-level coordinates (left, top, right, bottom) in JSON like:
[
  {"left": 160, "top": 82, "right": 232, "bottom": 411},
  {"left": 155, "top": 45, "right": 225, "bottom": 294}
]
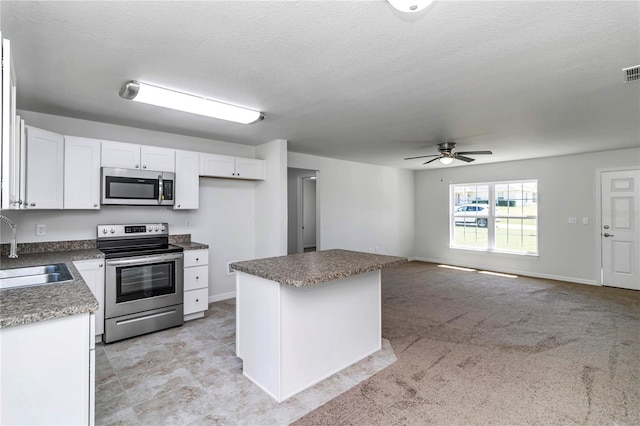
[
  {"left": 231, "top": 249, "right": 407, "bottom": 287},
  {"left": 0, "top": 249, "right": 103, "bottom": 328},
  {"left": 172, "top": 241, "right": 209, "bottom": 251}
]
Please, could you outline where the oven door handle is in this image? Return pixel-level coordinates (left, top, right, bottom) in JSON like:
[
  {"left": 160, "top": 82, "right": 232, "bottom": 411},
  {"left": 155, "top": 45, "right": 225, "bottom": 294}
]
[{"left": 106, "top": 252, "right": 184, "bottom": 267}]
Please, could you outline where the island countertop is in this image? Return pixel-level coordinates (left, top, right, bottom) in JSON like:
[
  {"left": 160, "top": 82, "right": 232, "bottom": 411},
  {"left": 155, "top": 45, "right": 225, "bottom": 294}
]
[{"left": 231, "top": 249, "right": 407, "bottom": 287}]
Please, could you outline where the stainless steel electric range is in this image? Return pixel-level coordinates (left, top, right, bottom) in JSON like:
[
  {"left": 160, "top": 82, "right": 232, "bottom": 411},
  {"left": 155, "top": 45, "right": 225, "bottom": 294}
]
[{"left": 97, "top": 223, "right": 184, "bottom": 343}]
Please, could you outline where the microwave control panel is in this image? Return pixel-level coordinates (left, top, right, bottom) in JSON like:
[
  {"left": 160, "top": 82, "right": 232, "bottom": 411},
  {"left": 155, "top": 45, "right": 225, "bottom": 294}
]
[{"left": 163, "top": 180, "right": 173, "bottom": 200}]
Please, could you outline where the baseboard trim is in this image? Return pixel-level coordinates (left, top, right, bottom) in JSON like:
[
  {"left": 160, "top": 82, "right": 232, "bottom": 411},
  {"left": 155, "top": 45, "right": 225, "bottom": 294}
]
[
  {"left": 409, "top": 257, "right": 599, "bottom": 286},
  {"left": 209, "top": 291, "right": 236, "bottom": 303}
]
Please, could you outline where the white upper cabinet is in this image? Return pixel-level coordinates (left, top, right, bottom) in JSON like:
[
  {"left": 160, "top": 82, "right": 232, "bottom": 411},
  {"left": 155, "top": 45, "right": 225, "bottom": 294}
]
[
  {"left": 174, "top": 149, "right": 199, "bottom": 210},
  {"left": 101, "top": 140, "right": 139, "bottom": 169},
  {"left": 24, "top": 126, "right": 64, "bottom": 209},
  {"left": 200, "top": 153, "right": 235, "bottom": 177},
  {"left": 235, "top": 157, "right": 265, "bottom": 180},
  {"left": 1, "top": 35, "right": 20, "bottom": 210},
  {"left": 64, "top": 136, "right": 101, "bottom": 209},
  {"left": 200, "top": 153, "right": 265, "bottom": 180},
  {"left": 101, "top": 141, "right": 175, "bottom": 172},
  {"left": 141, "top": 145, "right": 175, "bottom": 172}
]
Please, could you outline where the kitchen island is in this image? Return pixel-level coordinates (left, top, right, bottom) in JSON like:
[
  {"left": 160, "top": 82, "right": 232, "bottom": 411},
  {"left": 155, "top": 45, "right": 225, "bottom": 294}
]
[{"left": 231, "top": 249, "right": 406, "bottom": 402}]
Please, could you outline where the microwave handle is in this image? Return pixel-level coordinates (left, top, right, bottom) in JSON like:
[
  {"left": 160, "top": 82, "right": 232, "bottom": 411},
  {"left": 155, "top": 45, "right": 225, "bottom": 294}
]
[{"left": 158, "top": 174, "right": 163, "bottom": 205}]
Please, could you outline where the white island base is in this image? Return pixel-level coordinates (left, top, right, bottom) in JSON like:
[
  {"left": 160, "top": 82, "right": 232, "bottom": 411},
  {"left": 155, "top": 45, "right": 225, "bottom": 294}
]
[{"left": 235, "top": 270, "right": 381, "bottom": 402}]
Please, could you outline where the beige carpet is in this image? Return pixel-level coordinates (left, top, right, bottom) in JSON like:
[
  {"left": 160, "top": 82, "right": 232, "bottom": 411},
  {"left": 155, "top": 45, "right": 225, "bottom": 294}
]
[{"left": 293, "top": 261, "right": 640, "bottom": 425}]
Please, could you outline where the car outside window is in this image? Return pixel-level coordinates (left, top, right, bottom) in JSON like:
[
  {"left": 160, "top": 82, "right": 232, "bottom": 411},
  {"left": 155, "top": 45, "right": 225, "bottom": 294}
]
[{"left": 451, "top": 181, "right": 538, "bottom": 254}]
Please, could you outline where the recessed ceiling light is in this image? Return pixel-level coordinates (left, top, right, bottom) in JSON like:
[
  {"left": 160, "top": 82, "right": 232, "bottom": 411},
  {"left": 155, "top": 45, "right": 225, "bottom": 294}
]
[{"left": 387, "top": 0, "right": 435, "bottom": 13}]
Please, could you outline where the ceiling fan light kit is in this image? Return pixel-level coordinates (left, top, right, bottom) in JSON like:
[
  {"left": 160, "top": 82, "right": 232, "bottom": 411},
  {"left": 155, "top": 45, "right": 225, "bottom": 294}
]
[
  {"left": 386, "top": 0, "right": 435, "bottom": 13},
  {"left": 119, "top": 80, "right": 264, "bottom": 125},
  {"left": 404, "top": 142, "right": 493, "bottom": 166}
]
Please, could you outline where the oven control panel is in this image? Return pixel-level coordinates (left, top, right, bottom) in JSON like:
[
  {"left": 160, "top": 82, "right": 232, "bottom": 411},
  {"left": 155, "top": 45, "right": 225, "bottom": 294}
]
[{"left": 97, "top": 223, "right": 168, "bottom": 238}]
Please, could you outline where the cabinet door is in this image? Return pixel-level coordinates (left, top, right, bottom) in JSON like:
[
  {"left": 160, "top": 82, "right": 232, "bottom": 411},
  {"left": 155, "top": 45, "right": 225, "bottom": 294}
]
[
  {"left": 141, "top": 145, "right": 175, "bottom": 172},
  {"left": 184, "top": 249, "right": 209, "bottom": 267},
  {"left": 64, "top": 136, "right": 101, "bottom": 209},
  {"left": 6, "top": 116, "right": 24, "bottom": 209},
  {"left": 174, "top": 150, "right": 199, "bottom": 209},
  {"left": 235, "top": 157, "right": 265, "bottom": 180},
  {"left": 73, "top": 259, "right": 105, "bottom": 337},
  {"left": 0, "top": 314, "right": 91, "bottom": 426},
  {"left": 24, "top": 126, "right": 64, "bottom": 209},
  {"left": 101, "top": 140, "right": 141, "bottom": 169},
  {"left": 184, "top": 265, "right": 208, "bottom": 291},
  {"left": 200, "top": 153, "right": 235, "bottom": 178},
  {"left": 1, "top": 36, "right": 18, "bottom": 210},
  {"left": 184, "top": 288, "right": 208, "bottom": 315}
]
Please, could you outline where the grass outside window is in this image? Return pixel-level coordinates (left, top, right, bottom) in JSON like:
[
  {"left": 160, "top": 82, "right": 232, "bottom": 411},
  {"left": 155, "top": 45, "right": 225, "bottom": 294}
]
[{"left": 451, "top": 181, "right": 538, "bottom": 255}]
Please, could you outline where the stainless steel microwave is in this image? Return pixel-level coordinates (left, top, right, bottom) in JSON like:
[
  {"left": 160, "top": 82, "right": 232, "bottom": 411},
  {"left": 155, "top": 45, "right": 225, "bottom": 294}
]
[{"left": 101, "top": 167, "right": 175, "bottom": 206}]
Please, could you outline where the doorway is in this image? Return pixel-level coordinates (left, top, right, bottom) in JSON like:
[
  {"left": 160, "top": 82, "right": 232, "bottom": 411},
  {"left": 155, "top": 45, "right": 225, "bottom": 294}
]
[
  {"left": 287, "top": 168, "right": 319, "bottom": 255},
  {"left": 600, "top": 168, "right": 640, "bottom": 290}
]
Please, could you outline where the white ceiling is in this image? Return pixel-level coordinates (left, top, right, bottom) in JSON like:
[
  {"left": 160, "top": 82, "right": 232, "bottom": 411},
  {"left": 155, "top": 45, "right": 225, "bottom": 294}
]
[{"left": 1, "top": 1, "right": 639, "bottom": 169}]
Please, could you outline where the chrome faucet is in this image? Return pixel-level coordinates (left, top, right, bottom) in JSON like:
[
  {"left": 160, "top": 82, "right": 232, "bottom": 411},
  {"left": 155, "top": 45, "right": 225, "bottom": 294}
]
[{"left": 0, "top": 215, "right": 18, "bottom": 258}]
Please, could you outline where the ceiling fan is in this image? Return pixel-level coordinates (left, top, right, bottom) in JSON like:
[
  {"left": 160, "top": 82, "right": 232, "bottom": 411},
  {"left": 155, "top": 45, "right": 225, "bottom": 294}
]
[{"left": 404, "top": 142, "right": 493, "bottom": 165}]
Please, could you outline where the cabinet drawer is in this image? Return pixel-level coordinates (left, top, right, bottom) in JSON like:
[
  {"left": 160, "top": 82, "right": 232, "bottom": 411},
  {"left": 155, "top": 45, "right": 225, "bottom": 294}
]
[
  {"left": 184, "top": 265, "right": 208, "bottom": 291},
  {"left": 184, "top": 249, "right": 209, "bottom": 267},
  {"left": 184, "top": 288, "right": 208, "bottom": 315}
]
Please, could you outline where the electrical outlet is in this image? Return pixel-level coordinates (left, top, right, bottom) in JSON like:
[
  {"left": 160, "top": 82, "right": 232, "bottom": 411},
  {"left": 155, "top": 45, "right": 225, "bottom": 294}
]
[
  {"left": 185, "top": 219, "right": 191, "bottom": 228},
  {"left": 227, "top": 261, "right": 237, "bottom": 276},
  {"left": 36, "top": 224, "right": 46, "bottom": 236}
]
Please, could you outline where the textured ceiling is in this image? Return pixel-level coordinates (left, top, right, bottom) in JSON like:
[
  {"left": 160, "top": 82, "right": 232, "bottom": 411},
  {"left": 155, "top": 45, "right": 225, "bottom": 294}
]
[{"left": 1, "top": 1, "right": 639, "bottom": 169}]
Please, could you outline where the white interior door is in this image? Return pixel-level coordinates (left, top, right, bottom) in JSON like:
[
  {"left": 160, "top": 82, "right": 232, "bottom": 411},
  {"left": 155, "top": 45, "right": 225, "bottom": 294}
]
[{"left": 601, "top": 169, "right": 640, "bottom": 290}]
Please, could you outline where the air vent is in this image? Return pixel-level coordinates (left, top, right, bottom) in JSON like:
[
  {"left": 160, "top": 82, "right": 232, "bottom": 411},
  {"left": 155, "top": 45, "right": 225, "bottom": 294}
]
[{"left": 622, "top": 65, "right": 640, "bottom": 83}]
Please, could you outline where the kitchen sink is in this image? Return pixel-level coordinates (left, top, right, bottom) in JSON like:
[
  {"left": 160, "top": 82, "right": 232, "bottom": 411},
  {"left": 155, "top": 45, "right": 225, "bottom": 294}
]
[{"left": 0, "top": 263, "right": 73, "bottom": 290}]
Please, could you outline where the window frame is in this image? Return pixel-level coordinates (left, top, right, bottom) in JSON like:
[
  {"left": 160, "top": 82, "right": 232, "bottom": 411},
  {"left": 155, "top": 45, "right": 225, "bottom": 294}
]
[{"left": 450, "top": 180, "right": 538, "bottom": 256}]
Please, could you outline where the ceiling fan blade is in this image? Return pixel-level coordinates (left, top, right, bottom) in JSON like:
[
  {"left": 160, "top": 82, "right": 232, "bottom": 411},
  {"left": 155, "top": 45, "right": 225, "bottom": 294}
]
[
  {"left": 456, "top": 151, "right": 493, "bottom": 155},
  {"left": 423, "top": 157, "right": 441, "bottom": 165},
  {"left": 455, "top": 155, "right": 476, "bottom": 163},
  {"left": 404, "top": 154, "right": 439, "bottom": 160}
]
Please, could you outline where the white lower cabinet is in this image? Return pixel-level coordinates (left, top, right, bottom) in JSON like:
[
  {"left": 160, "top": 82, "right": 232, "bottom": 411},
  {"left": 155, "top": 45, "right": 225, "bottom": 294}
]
[
  {"left": 183, "top": 249, "right": 209, "bottom": 321},
  {"left": 0, "top": 312, "right": 95, "bottom": 425},
  {"left": 74, "top": 259, "right": 105, "bottom": 337}
]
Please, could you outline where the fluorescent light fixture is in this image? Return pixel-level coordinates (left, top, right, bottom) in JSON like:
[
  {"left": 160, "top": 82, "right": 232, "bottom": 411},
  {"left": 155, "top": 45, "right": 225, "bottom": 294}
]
[
  {"left": 119, "top": 81, "right": 264, "bottom": 124},
  {"left": 439, "top": 156, "right": 454, "bottom": 165},
  {"left": 387, "top": 0, "right": 435, "bottom": 13}
]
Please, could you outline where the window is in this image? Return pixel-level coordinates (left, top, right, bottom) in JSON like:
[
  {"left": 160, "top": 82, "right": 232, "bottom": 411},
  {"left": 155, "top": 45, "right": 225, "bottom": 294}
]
[{"left": 451, "top": 180, "right": 538, "bottom": 255}]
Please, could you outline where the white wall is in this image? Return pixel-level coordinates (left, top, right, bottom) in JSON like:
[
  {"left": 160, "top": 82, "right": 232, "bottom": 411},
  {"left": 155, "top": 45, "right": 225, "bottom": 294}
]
[
  {"left": 255, "top": 139, "right": 288, "bottom": 258},
  {"left": 4, "top": 111, "right": 259, "bottom": 300},
  {"left": 288, "top": 152, "right": 415, "bottom": 258},
  {"left": 414, "top": 147, "right": 640, "bottom": 285}
]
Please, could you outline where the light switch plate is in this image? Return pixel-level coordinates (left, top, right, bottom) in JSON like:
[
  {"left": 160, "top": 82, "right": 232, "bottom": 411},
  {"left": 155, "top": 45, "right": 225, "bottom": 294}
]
[{"left": 568, "top": 217, "right": 577, "bottom": 224}]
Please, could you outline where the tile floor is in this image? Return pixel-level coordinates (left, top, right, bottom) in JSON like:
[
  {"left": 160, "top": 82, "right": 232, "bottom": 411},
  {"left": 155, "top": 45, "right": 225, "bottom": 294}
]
[{"left": 96, "top": 299, "right": 397, "bottom": 425}]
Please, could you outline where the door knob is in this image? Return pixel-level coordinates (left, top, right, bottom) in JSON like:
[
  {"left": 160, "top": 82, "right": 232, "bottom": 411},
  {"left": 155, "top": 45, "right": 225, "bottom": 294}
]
[{"left": 603, "top": 233, "right": 614, "bottom": 237}]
